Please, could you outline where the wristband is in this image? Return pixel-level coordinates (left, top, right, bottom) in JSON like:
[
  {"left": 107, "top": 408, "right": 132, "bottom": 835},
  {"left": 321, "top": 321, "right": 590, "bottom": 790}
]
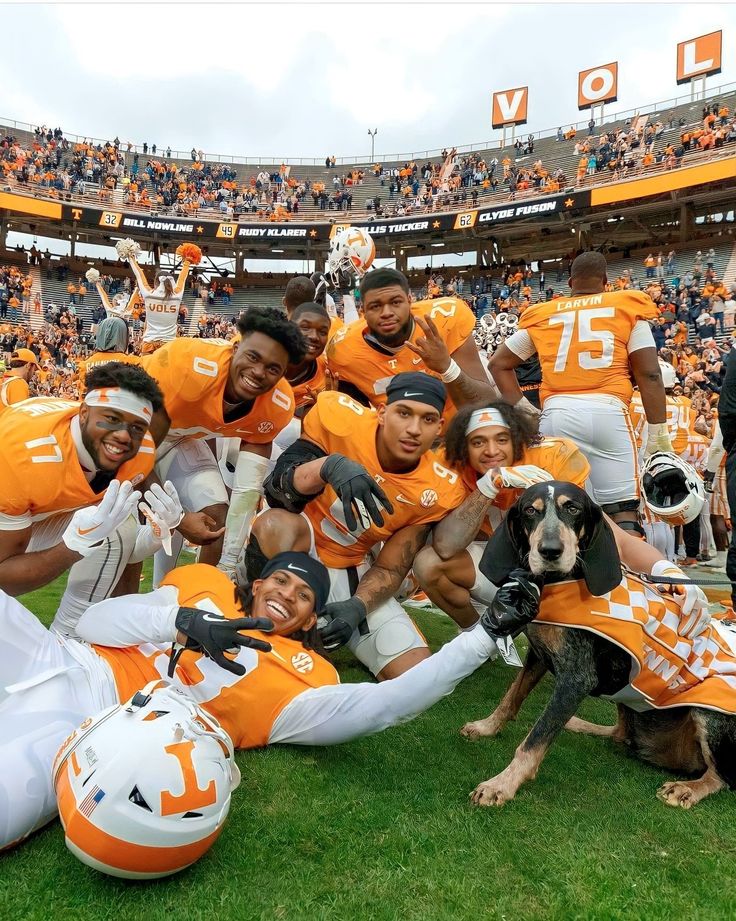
[{"left": 441, "top": 359, "right": 462, "bottom": 383}]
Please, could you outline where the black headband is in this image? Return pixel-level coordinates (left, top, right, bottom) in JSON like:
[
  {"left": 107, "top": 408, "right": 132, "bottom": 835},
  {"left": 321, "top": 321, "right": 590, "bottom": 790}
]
[
  {"left": 259, "top": 552, "right": 330, "bottom": 614},
  {"left": 386, "top": 371, "right": 447, "bottom": 414}
]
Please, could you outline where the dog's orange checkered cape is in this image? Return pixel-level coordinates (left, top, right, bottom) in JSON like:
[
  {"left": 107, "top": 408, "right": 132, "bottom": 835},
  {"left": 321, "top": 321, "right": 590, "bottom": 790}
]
[{"left": 536, "top": 573, "right": 736, "bottom": 714}]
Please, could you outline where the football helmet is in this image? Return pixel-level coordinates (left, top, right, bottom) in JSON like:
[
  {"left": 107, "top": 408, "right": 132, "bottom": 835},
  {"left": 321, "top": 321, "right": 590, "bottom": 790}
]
[
  {"left": 658, "top": 358, "right": 678, "bottom": 389},
  {"left": 641, "top": 451, "right": 705, "bottom": 526},
  {"left": 53, "top": 682, "right": 240, "bottom": 879},
  {"left": 327, "top": 227, "right": 375, "bottom": 282}
]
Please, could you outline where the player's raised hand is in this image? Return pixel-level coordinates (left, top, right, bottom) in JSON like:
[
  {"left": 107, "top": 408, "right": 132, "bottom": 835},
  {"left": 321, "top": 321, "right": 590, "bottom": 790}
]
[
  {"left": 63, "top": 480, "right": 141, "bottom": 556},
  {"left": 404, "top": 314, "right": 452, "bottom": 374},
  {"left": 320, "top": 454, "right": 394, "bottom": 530}
]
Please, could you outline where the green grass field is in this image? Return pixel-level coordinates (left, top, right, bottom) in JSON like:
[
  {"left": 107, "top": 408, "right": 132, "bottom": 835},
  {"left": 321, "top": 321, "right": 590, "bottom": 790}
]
[{"left": 3, "top": 568, "right": 736, "bottom": 921}]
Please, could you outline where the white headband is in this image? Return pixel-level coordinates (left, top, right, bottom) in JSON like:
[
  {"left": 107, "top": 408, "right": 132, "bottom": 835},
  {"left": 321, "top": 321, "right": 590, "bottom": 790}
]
[
  {"left": 84, "top": 387, "right": 153, "bottom": 423},
  {"left": 466, "top": 408, "right": 510, "bottom": 436}
]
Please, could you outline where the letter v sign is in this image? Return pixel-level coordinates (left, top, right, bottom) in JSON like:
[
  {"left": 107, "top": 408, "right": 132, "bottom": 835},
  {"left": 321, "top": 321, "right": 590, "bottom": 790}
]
[{"left": 492, "top": 87, "right": 528, "bottom": 128}]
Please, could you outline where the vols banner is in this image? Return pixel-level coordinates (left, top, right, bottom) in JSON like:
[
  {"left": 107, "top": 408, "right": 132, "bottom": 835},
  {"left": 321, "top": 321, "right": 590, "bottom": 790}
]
[
  {"left": 578, "top": 62, "right": 619, "bottom": 109},
  {"left": 491, "top": 87, "right": 529, "bottom": 128},
  {"left": 676, "top": 30, "right": 722, "bottom": 84}
]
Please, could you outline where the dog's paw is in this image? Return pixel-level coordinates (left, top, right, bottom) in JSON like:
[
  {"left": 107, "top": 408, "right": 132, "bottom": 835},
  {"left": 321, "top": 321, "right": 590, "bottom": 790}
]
[
  {"left": 470, "top": 778, "right": 515, "bottom": 807},
  {"left": 461, "top": 718, "right": 501, "bottom": 740},
  {"left": 657, "top": 780, "right": 697, "bottom": 809}
]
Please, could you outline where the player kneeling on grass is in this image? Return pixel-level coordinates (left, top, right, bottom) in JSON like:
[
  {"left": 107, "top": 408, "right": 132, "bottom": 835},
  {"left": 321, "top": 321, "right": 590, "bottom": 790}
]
[
  {"left": 248, "top": 372, "right": 470, "bottom": 680},
  {"left": 0, "top": 552, "right": 536, "bottom": 855}
]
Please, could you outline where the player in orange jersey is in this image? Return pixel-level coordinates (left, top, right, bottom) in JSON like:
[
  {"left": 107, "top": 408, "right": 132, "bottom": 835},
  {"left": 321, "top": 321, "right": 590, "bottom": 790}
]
[
  {"left": 0, "top": 347, "right": 38, "bottom": 409},
  {"left": 249, "top": 372, "right": 468, "bottom": 679},
  {"left": 285, "top": 302, "right": 330, "bottom": 417},
  {"left": 0, "top": 363, "right": 162, "bottom": 604},
  {"left": 490, "top": 251, "right": 671, "bottom": 536},
  {"left": 413, "top": 401, "right": 590, "bottom": 626},
  {"left": 326, "top": 267, "right": 496, "bottom": 415},
  {"left": 0, "top": 553, "right": 502, "bottom": 849},
  {"left": 143, "top": 306, "right": 306, "bottom": 580}
]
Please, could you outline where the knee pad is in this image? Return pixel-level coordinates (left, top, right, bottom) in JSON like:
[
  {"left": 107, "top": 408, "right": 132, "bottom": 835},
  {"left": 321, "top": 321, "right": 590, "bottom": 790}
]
[
  {"left": 611, "top": 518, "right": 645, "bottom": 538},
  {"left": 373, "top": 618, "right": 421, "bottom": 660},
  {"left": 602, "top": 499, "right": 640, "bottom": 516}
]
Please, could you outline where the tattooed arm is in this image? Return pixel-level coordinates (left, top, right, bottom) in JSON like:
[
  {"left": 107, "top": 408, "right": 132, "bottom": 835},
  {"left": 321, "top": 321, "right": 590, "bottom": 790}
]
[
  {"left": 432, "top": 489, "right": 494, "bottom": 561},
  {"left": 355, "top": 524, "right": 430, "bottom": 613}
]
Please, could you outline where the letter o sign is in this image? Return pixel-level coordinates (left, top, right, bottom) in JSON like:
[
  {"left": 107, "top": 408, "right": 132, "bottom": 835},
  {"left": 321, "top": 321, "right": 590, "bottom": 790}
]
[{"left": 578, "top": 62, "right": 618, "bottom": 109}]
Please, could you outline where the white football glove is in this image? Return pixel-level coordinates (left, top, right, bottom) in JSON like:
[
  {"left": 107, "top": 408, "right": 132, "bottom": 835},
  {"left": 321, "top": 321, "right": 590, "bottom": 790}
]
[
  {"left": 644, "top": 422, "right": 674, "bottom": 458},
  {"left": 651, "top": 560, "right": 710, "bottom": 640},
  {"left": 477, "top": 464, "right": 553, "bottom": 500},
  {"left": 63, "top": 480, "right": 140, "bottom": 557},
  {"left": 138, "top": 481, "right": 185, "bottom": 555}
]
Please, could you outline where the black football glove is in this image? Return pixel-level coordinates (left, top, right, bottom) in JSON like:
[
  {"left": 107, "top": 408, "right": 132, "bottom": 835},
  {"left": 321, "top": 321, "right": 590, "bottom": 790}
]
[
  {"left": 320, "top": 454, "right": 394, "bottom": 531},
  {"left": 703, "top": 470, "right": 716, "bottom": 494},
  {"left": 319, "top": 597, "right": 367, "bottom": 651},
  {"left": 480, "top": 569, "right": 543, "bottom": 639},
  {"left": 169, "top": 607, "right": 274, "bottom": 677}
]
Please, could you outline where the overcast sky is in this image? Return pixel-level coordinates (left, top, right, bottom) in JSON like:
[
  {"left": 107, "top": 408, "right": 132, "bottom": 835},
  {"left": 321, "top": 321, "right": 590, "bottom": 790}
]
[{"left": 2, "top": 2, "right": 734, "bottom": 163}]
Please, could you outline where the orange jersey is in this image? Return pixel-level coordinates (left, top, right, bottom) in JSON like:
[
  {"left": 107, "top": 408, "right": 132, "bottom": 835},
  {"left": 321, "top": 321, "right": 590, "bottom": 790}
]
[
  {"left": 681, "top": 432, "right": 709, "bottom": 473},
  {"left": 302, "top": 391, "right": 467, "bottom": 567},
  {"left": 441, "top": 436, "right": 590, "bottom": 535},
  {"left": 94, "top": 565, "right": 339, "bottom": 749},
  {"left": 78, "top": 351, "right": 142, "bottom": 385},
  {"left": 142, "top": 338, "right": 295, "bottom": 444},
  {"left": 518, "top": 289, "right": 658, "bottom": 404},
  {"left": 537, "top": 573, "right": 736, "bottom": 715},
  {"left": 290, "top": 355, "right": 327, "bottom": 411},
  {"left": 630, "top": 393, "right": 698, "bottom": 456},
  {"left": 325, "top": 297, "right": 476, "bottom": 411},
  {"left": 0, "top": 399, "right": 155, "bottom": 527},
  {"left": 0, "top": 373, "right": 29, "bottom": 409}
]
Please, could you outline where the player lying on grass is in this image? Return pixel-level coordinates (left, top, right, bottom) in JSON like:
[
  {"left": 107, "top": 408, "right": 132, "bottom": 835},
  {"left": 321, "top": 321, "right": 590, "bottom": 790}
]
[{"left": 0, "top": 552, "right": 525, "bottom": 850}]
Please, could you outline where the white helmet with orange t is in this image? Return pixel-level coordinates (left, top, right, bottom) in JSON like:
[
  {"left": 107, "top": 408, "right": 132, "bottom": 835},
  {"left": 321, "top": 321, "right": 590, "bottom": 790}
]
[
  {"left": 327, "top": 226, "right": 376, "bottom": 282},
  {"left": 53, "top": 682, "right": 239, "bottom": 879},
  {"left": 641, "top": 451, "right": 705, "bottom": 526}
]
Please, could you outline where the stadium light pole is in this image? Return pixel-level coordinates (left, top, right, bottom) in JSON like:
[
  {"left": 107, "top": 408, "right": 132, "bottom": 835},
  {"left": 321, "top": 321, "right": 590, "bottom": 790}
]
[{"left": 368, "top": 128, "right": 378, "bottom": 161}]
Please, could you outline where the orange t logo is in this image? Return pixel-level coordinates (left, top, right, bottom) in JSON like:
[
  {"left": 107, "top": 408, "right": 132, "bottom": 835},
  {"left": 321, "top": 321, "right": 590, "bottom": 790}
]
[{"left": 160, "top": 740, "right": 217, "bottom": 816}]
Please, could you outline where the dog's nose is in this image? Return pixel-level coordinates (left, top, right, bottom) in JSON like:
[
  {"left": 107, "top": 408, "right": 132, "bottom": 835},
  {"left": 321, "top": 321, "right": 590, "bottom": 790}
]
[{"left": 538, "top": 539, "right": 563, "bottom": 561}]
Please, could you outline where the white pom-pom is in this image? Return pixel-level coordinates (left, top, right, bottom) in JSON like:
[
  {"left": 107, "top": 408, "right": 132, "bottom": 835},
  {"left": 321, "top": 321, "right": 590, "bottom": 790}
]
[
  {"left": 85, "top": 268, "right": 100, "bottom": 284},
  {"left": 115, "top": 238, "right": 141, "bottom": 261}
]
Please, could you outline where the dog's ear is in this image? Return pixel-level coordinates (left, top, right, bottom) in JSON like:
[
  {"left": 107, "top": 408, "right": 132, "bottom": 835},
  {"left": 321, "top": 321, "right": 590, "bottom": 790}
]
[
  {"left": 479, "top": 504, "right": 528, "bottom": 587},
  {"left": 579, "top": 502, "right": 622, "bottom": 596}
]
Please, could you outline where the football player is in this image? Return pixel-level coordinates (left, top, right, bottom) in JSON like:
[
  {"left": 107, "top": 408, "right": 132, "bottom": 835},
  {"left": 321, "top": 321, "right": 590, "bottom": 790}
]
[
  {"left": 0, "top": 348, "right": 38, "bottom": 409},
  {"left": 490, "top": 251, "right": 671, "bottom": 536},
  {"left": 0, "top": 552, "right": 503, "bottom": 849},
  {"left": 326, "top": 267, "right": 497, "bottom": 415},
  {"left": 0, "top": 363, "right": 160, "bottom": 600},
  {"left": 248, "top": 372, "right": 468, "bottom": 679},
  {"left": 414, "top": 402, "right": 590, "bottom": 626},
  {"left": 143, "top": 306, "right": 306, "bottom": 579}
]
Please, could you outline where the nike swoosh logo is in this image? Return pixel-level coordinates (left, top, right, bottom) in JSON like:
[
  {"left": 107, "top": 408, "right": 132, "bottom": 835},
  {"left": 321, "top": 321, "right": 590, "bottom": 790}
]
[
  {"left": 395, "top": 494, "right": 415, "bottom": 505},
  {"left": 287, "top": 563, "right": 308, "bottom": 573},
  {"left": 202, "top": 612, "right": 225, "bottom": 623},
  {"left": 403, "top": 392, "right": 424, "bottom": 397},
  {"left": 77, "top": 524, "right": 101, "bottom": 536},
  {"left": 411, "top": 358, "right": 423, "bottom": 365}
]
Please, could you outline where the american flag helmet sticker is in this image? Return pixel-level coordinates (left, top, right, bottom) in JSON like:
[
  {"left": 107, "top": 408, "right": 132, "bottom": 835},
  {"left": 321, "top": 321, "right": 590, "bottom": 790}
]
[{"left": 79, "top": 784, "right": 106, "bottom": 817}]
